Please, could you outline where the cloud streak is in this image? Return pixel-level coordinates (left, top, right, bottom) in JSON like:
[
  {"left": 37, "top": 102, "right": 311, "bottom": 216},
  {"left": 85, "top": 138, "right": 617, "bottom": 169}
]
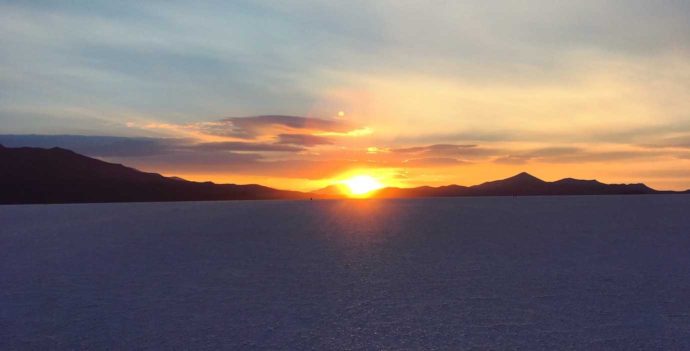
[
  {"left": 493, "top": 147, "right": 666, "bottom": 164},
  {"left": 190, "top": 141, "right": 304, "bottom": 153},
  {"left": 275, "top": 133, "right": 333, "bottom": 146},
  {"left": 202, "top": 115, "right": 357, "bottom": 139},
  {"left": 0, "top": 134, "right": 183, "bottom": 157}
]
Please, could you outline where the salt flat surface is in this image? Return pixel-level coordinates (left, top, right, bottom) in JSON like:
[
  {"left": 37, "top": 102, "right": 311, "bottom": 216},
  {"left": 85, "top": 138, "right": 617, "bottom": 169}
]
[{"left": 1, "top": 196, "right": 690, "bottom": 350}]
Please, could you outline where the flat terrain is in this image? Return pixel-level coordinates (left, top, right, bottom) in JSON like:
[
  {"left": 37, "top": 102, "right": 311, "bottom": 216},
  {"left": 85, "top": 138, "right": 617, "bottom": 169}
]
[{"left": 2, "top": 196, "right": 689, "bottom": 350}]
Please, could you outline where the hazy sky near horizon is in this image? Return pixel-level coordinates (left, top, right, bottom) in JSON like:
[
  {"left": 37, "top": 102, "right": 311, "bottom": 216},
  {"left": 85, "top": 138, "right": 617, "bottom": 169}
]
[{"left": 2, "top": 1, "right": 690, "bottom": 190}]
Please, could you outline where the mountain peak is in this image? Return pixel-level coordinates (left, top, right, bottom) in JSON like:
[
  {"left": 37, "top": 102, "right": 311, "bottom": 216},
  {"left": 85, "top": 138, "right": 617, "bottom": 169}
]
[
  {"left": 514, "top": 171, "right": 537, "bottom": 178},
  {"left": 504, "top": 172, "right": 544, "bottom": 183}
]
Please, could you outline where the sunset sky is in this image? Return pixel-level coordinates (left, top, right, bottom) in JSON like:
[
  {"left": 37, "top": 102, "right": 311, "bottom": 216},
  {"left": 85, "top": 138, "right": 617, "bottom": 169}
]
[{"left": 2, "top": 1, "right": 690, "bottom": 190}]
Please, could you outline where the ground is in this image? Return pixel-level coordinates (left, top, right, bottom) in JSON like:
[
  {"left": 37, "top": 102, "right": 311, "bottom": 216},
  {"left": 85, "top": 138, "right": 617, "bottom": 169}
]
[{"left": 1, "top": 196, "right": 689, "bottom": 350}]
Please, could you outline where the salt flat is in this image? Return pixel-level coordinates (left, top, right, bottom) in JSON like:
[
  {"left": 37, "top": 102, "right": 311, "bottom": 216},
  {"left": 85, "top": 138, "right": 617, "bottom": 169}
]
[{"left": 1, "top": 196, "right": 690, "bottom": 350}]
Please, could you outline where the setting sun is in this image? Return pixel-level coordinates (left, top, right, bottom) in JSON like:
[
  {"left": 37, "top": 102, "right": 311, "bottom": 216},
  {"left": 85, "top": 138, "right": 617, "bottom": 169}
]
[{"left": 341, "top": 175, "right": 384, "bottom": 197}]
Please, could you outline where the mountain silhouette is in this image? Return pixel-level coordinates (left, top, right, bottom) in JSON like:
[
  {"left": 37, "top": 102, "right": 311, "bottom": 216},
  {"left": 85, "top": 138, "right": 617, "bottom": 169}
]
[
  {"left": 0, "top": 145, "right": 307, "bottom": 204},
  {"left": 371, "top": 172, "right": 664, "bottom": 198},
  {"left": 317, "top": 171, "right": 680, "bottom": 198},
  {"left": 311, "top": 184, "right": 346, "bottom": 196},
  {"left": 0, "top": 145, "right": 684, "bottom": 204},
  {"left": 465, "top": 172, "right": 548, "bottom": 196}
]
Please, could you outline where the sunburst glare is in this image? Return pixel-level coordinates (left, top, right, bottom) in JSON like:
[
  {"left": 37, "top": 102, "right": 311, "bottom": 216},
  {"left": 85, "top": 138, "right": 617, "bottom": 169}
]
[{"left": 341, "top": 175, "right": 384, "bottom": 197}]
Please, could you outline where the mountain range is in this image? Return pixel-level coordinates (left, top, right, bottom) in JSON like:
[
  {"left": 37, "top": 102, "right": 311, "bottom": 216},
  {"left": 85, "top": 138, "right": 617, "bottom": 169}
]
[
  {"left": 0, "top": 144, "right": 686, "bottom": 204},
  {"left": 369, "top": 172, "right": 673, "bottom": 198},
  {"left": 0, "top": 145, "right": 305, "bottom": 204}
]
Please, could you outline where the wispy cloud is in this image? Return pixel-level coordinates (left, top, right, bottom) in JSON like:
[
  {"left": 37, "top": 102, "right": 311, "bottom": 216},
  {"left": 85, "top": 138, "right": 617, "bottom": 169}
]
[
  {"left": 640, "top": 134, "right": 690, "bottom": 149},
  {"left": 190, "top": 141, "right": 305, "bottom": 153},
  {"left": 203, "top": 115, "right": 357, "bottom": 139},
  {"left": 494, "top": 147, "right": 665, "bottom": 164},
  {"left": 391, "top": 144, "right": 500, "bottom": 160},
  {"left": 0, "top": 134, "right": 183, "bottom": 157},
  {"left": 402, "top": 157, "right": 469, "bottom": 167},
  {"left": 275, "top": 133, "right": 333, "bottom": 146}
]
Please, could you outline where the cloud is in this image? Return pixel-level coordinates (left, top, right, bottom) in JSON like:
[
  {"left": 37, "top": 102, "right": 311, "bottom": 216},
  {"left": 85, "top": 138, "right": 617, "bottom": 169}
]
[
  {"left": 524, "top": 147, "right": 582, "bottom": 158},
  {"left": 275, "top": 133, "right": 333, "bottom": 146},
  {"left": 391, "top": 144, "right": 499, "bottom": 160},
  {"left": 553, "top": 150, "right": 665, "bottom": 163},
  {"left": 622, "top": 168, "right": 690, "bottom": 179},
  {"left": 494, "top": 147, "right": 665, "bottom": 164},
  {"left": 402, "top": 157, "right": 469, "bottom": 167},
  {"left": 0, "top": 134, "right": 183, "bottom": 157},
  {"left": 493, "top": 155, "right": 531, "bottom": 165},
  {"left": 191, "top": 141, "right": 304, "bottom": 152},
  {"left": 119, "top": 151, "right": 263, "bottom": 173},
  {"left": 392, "top": 144, "right": 477, "bottom": 154},
  {"left": 389, "top": 122, "right": 690, "bottom": 147},
  {"left": 0, "top": 134, "right": 307, "bottom": 159},
  {"left": 640, "top": 134, "right": 690, "bottom": 149},
  {"left": 199, "top": 115, "right": 357, "bottom": 139},
  {"left": 393, "top": 131, "right": 525, "bottom": 144}
]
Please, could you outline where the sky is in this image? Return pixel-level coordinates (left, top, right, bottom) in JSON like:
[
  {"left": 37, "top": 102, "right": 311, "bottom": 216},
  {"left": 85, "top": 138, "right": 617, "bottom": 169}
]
[{"left": 1, "top": 0, "right": 690, "bottom": 190}]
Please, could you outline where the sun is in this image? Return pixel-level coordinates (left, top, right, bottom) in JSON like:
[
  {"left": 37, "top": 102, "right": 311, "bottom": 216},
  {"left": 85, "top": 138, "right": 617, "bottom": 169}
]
[{"left": 342, "top": 175, "right": 384, "bottom": 197}]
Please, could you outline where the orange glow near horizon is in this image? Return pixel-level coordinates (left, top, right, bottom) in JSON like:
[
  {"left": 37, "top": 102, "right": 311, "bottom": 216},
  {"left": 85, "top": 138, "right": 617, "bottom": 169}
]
[
  {"left": 341, "top": 175, "right": 385, "bottom": 197},
  {"left": 150, "top": 157, "right": 690, "bottom": 192}
]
